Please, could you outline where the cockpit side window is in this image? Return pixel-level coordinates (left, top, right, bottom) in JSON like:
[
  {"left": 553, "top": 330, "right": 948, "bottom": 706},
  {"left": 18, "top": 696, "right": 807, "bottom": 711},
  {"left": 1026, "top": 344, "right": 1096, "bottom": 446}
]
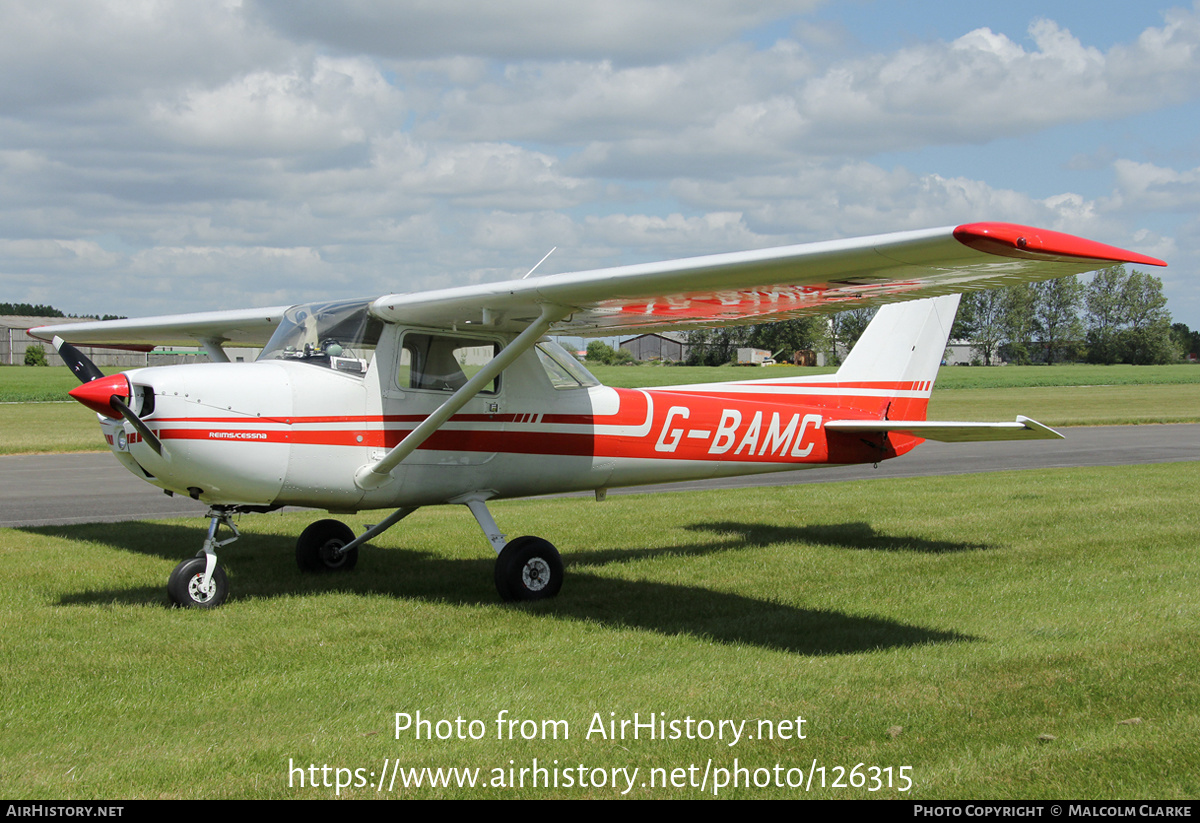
[{"left": 400, "top": 333, "right": 499, "bottom": 394}]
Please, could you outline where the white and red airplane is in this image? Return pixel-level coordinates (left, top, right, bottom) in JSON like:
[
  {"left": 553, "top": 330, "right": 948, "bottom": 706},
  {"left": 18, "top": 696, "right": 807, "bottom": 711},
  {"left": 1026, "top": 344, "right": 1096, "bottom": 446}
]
[{"left": 31, "top": 222, "right": 1165, "bottom": 608}]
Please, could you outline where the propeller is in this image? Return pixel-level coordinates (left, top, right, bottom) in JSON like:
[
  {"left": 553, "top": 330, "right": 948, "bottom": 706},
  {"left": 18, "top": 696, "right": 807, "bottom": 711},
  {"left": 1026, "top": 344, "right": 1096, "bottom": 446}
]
[
  {"left": 53, "top": 336, "right": 105, "bottom": 383},
  {"left": 53, "top": 337, "right": 164, "bottom": 456}
]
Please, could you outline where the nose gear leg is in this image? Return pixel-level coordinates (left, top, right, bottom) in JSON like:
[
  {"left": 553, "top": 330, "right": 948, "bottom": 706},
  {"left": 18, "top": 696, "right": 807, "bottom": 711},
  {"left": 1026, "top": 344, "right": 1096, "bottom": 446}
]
[{"left": 167, "top": 506, "right": 240, "bottom": 608}]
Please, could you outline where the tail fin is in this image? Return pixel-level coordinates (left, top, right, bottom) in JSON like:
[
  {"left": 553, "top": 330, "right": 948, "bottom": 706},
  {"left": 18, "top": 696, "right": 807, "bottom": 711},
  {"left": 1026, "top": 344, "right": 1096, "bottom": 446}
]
[
  {"left": 823, "top": 294, "right": 1062, "bottom": 441},
  {"left": 834, "top": 294, "right": 960, "bottom": 421}
]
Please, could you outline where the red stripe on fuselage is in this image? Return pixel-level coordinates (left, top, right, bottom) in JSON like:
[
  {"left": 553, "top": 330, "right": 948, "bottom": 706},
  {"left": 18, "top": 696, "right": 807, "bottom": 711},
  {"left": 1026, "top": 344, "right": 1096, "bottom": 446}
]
[{"left": 152, "top": 383, "right": 919, "bottom": 466}]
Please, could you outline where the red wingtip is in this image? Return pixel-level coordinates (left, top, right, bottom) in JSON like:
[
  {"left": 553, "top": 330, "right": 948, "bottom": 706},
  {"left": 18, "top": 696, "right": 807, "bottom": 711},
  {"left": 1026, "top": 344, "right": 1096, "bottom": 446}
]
[
  {"left": 68, "top": 374, "right": 130, "bottom": 419},
  {"left": 954, "top": 222, "right": 1166, "bottom": 268}
]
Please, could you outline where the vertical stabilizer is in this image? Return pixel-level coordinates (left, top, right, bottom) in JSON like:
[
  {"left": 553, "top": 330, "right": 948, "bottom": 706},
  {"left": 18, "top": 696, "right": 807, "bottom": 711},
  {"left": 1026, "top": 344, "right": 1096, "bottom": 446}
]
[
  {"left": 835, "top": 294, "right": 960, "bottom": 419},
  {"left": 836, "top": 295, "right": 960, "bottom": 385}
]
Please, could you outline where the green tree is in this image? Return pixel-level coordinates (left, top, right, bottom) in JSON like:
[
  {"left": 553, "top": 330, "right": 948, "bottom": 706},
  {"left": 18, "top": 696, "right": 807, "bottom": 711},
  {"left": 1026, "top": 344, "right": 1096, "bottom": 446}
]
[
  {"left": 959, "top": 289, "right": 1008, "bottom": 365},
  {"left": 585, "top": 339, "right": 636, "bottom": 365},
  {"left": 828, "top": 307, "right": 876, "bottom": 364},
  {"left": 684, "top": 325, "right": 752, "bottom": 366},
  {"left": 1000, "top": 283, "right": 1036, "bottom": 365},
  {"left": 1171, "top": 322, "right": 1199, "bottom": 360},
  {"left": 585, "top": 340, "right": 617, "bottom": 364},
  {"left": 1119, "top": 269, "right": 1176, "bottom": 364},
  {"left": 1, "top": 303, "right": 64, "bottom": 317},
  {"left": 746, "top": 317, "right": 828, "bottom": 362},
  {"left": 1085, "top": 266, "right": 1175, "bottom": 364},
  {"left": 24, "top": 343, "right": 48, "bottom": 366},
  {"left": 1031, "top": 275, "right": 1084, "bottom": 363},
  {"left": 1085, "top": 266, "right": 1128, "bottom": 364}
]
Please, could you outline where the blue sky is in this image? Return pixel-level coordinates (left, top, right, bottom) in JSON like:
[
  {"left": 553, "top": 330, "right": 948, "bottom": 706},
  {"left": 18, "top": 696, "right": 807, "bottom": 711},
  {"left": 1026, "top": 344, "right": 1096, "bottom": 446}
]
[{"left": 1, "top": 0, "right": 1196, "bottom": 328}]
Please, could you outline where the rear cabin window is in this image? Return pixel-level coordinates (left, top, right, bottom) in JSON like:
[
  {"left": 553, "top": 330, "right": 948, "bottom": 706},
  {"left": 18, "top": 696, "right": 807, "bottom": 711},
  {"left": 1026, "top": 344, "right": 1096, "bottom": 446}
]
[{"left": 535, "top": 342, "right": 600, "bottom": 389}]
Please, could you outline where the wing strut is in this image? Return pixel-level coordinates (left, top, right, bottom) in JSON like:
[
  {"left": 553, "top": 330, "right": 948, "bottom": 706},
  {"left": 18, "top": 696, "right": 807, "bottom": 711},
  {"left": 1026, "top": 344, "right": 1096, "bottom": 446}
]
[
  {"left": 354, "top": 303, "right": 572, "bottom": 490},
  {"left": 198, "top": 338, "right": 231, "bottom": 363}
]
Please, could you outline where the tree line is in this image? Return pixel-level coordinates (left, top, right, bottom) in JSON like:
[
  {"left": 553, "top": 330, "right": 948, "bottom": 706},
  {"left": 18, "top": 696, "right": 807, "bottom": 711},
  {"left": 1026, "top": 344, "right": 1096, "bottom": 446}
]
[
  {"left": 673, "top": 266, "right": 1189, "bottom": 367},
  {"left": 1, "top": 302, "right": 65, "bottom": 317},
  {"left": 1, "top": 302, "right": 124, "bottom": 321},
  {"left": 953, "top": 266, "right": 1186, "bottom": 365}
]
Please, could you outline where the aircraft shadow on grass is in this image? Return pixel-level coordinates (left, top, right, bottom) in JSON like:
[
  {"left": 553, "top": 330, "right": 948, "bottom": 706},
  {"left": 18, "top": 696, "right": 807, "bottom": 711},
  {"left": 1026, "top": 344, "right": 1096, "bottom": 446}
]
[
  {"left": 682, "top": 521, "right": 992, "bottom": 554},
  {"left": 32, "top": 519, "right": 976, "bottom": 655}
]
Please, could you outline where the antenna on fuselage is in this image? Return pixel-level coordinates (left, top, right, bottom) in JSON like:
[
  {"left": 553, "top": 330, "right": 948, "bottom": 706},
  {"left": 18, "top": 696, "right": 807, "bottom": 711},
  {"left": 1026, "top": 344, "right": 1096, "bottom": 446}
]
[{"left": 522, "top": 247, "right": 557, "bottom": 279}]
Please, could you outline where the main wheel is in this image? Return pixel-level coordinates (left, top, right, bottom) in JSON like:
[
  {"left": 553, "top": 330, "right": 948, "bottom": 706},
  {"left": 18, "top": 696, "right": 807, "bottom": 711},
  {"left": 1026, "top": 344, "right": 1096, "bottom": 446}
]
[
  {"left": 494, "top": 536, "right": 562, "bottom": 601},
  {"left": 296, "top": 519, "right": 358, "bottom": 572},
  {"left": 167, "top": 556, "right": 229, "bottom": 608}
]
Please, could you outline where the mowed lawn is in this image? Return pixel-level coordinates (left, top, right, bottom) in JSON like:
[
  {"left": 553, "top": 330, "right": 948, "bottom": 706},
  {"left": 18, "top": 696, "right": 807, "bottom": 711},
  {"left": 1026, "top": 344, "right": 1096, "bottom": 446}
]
[
  {"left": 2, "top": 363, "right": 1197, "bottom": 798},
  {"left": 1, "top": 462, "right": 1197, "bottom": 799},
  {"left": 3, "top": 363, "right": 1200, "bottom": 454}
]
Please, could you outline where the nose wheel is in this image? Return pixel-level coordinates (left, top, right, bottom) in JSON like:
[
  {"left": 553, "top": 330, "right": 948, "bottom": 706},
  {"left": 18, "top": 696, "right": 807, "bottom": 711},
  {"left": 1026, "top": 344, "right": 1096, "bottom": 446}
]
[
  {"left": 168, "top": 508, "right": 238, "bottom": 608},
  {"left": 167, "top": 557, "right": 229, "bottom": 608}
]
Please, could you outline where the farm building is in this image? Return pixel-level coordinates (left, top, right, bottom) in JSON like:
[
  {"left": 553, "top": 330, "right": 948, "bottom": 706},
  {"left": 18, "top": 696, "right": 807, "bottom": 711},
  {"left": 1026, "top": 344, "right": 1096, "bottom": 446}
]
[{"left": 619, "top": 332, "right": 692, "bottom": 362}]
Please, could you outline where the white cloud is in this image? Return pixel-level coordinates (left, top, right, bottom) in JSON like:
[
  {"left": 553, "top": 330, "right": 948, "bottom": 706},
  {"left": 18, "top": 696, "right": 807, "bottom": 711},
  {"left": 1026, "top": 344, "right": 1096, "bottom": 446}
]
[
  {"left": 247, "top": 0, "right": 822, "bottom": 63},
  {"left": 152, "top": 57, "right": 399, "bottom": 155},
  {"left": 1109, "top": 159, "right": 1200, "bottom": 212},
  {"left": 0, "top": 0, "right": 287, "bottom": 110},
  {"left": 0, "top": 1, "right": 1195, "bottom": 325}
]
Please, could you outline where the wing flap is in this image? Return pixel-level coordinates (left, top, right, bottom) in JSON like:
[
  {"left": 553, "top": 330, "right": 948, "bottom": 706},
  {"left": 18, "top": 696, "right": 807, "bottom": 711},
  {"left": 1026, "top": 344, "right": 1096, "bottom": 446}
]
[{"left": 825, "top": 415, "right": 1063, "bottom": 442}]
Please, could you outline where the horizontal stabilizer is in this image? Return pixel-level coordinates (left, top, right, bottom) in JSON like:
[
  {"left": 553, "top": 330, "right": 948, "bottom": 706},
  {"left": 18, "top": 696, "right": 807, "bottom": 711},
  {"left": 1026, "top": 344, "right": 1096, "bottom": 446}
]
[{"left": 825, "top": 415, "right": 1063, "bottom": 442}]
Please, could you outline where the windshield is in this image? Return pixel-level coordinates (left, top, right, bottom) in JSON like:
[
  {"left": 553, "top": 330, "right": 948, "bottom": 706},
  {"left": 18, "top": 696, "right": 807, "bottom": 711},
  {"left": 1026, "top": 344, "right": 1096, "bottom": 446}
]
[{"left": 259, "top": 299, "right": 383, "bottom": 375}]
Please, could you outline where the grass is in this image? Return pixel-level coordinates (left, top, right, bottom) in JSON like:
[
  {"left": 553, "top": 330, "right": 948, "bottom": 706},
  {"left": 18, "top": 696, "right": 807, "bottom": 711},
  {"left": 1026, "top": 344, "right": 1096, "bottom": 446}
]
[
  {"left": 0, "top": 366, "right": 82, "bottom": 401},
  {"left": 585, "top": 362, "right": 1200, "bottom": 390},
  {"left": 1, "top": 462, "right": 1197, "bottom": 798},
  {"left": 927, "top": 383, "right": 1200, "bottom": 426},
  {"left": 3, "top": 363, "right": 1198, "bottom": 455},
  {"left": 0, "top": 402, "right": 108, "bottom": 454}
]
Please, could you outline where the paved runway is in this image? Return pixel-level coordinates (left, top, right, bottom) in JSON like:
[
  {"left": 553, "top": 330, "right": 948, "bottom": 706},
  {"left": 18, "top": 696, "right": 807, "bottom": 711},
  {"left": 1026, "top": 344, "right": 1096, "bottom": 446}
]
[{"left": 3, "top": 424, "right": 1198, "bottom": 528}]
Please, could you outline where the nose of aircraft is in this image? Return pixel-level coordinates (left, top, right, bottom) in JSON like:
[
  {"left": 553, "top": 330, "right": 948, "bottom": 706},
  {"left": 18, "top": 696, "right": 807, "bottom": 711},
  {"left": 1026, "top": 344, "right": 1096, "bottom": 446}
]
[{"left": 68, "top": 373, "right": 131, "bottom": 418}]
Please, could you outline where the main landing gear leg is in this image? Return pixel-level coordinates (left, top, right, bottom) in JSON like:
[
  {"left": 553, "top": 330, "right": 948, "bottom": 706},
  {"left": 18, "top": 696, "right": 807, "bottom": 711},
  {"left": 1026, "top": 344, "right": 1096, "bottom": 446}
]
[
  {"left": 167, "top": 507, "right": 238, "bottom": 608},
  {"left": 295, "top": 507, "right": 420, "bottom": 573},
  {"left": 458, "top": 495, "right": 563, "bottom": 602}
]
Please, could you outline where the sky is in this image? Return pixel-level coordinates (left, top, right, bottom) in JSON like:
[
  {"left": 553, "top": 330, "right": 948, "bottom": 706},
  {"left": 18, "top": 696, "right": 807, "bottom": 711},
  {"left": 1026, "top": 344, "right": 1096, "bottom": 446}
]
[{"left": 2, "top": 0, "right": 1198, "bottom": 329}]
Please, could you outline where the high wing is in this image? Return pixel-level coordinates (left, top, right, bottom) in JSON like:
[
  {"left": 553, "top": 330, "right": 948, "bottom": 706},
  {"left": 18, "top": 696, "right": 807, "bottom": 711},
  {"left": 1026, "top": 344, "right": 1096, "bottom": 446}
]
[
  {"left": 31, "top": 222, "right": 1164, "bottom": 347},
  {"left": 30, "top": 306, "right": 290, "bottom": 349},
  {"left": 371, "top": 222, "right": 1165, "bottom": 335}
]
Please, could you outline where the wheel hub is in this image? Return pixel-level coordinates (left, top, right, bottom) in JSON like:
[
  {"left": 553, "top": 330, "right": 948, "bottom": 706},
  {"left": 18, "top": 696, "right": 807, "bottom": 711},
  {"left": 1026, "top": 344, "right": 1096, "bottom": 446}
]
[
  {"left": 319, "top": 540, "right": 346, "bottom": 567},
  {"left": 521, "top": 557, "right": 550, "bottom": 591},
  {"left": 187, "top": 574, "right": 216, "bottom": 603}
]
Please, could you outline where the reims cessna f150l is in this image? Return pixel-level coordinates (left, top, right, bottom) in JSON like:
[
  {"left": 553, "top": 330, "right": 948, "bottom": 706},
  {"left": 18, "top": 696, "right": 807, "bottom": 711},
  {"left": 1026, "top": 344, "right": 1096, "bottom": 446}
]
[{"left": 32, "top": 222, "right": 1165, "bottom": 608}]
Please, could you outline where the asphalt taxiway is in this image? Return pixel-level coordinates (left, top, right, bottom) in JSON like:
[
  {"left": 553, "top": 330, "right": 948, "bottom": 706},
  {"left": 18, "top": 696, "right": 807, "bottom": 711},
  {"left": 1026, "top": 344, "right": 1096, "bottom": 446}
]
[{"left": 3, "top": 423, "right": 1196, "bottom": 528}]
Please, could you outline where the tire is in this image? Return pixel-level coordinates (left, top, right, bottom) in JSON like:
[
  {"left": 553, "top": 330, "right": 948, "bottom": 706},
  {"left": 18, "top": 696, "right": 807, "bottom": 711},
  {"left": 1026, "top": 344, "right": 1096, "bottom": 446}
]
[
  {"left": 296, "top": 519, "right": 358, "bottom": 572},
  {"left": 167, "top": 556, "right": 229, "bottom": 608},
  {"left": 494, "top": 536, "right": 562, "bottom": 601}
]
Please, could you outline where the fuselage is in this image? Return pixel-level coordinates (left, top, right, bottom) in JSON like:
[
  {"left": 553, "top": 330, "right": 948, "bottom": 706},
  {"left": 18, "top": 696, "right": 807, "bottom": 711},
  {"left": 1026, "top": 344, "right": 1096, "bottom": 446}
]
[{"left": 87, "top": 320, "right": 925, "bottom": 512}]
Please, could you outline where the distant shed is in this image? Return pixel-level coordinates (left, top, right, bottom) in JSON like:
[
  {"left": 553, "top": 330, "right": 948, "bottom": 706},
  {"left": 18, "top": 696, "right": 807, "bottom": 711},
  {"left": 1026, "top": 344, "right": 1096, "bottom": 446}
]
[{"left": 619, "top": 332, "right": 691, "bottom": 362}]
